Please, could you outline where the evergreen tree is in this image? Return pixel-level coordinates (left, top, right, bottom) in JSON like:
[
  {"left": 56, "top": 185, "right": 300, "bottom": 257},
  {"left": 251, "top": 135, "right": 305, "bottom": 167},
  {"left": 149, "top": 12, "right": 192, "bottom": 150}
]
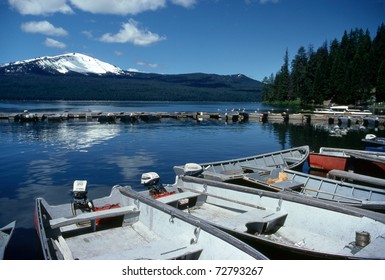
[
  {"left": 372, "top": 24, "right": 385, "bottom": 101},
  {"left": 329, "top": 39, "right": 344, "bottom": 101},
  {"left": 312, "top": 41, "right": 330, "bottom": 103},
  {"left": 377, "top": 61, "right": 385, "bottom": 101},
  {"left": 261, "top": 74, "right": 275, "bottom": 101},
  {"left": 262, "top": 23, "right": 385, "bottom": 105},
  {"left": 291, "top": 46, "right": 308, "bottom": 102},
  {"left": 350, "top": 29, "right": 372, "bottom": 103},
  {"left": 274, "top": 49, "right": 291, "bottom": 101}
]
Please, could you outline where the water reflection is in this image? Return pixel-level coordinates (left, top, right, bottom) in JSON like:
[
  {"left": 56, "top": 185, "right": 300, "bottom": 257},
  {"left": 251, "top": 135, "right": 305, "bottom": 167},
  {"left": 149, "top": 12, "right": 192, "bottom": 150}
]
[
  {"left": 0, "top": 115, "right": 384, "bottom": 259},
  {"left": 3, "top": 121, "right": 121, "bottom": 151}
]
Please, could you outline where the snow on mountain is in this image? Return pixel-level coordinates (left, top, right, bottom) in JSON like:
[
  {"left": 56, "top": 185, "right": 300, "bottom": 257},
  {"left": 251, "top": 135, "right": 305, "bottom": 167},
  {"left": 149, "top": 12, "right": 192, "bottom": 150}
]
[{"left": 2, "top": 53, "right": 125, "bottom": 75}]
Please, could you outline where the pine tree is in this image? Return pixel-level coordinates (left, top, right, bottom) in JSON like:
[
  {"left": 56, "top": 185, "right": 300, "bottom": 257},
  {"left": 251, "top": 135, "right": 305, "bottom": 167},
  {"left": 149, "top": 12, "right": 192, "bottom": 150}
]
[{"left": 291, "top": 46, "right": 308, "bottom": 102}]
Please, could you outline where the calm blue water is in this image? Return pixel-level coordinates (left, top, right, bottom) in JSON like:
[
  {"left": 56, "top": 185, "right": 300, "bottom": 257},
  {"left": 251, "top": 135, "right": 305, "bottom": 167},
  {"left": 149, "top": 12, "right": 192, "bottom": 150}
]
[{"left": 0, "top": 101, "right": 383, "bottom": 259}]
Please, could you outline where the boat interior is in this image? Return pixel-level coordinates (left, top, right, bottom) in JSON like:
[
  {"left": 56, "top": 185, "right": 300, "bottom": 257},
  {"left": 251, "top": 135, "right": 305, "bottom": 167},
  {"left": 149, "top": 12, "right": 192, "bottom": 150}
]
[
  {"left": 38, "top": 190, "right": 206, "bottom": 260},
  {"left": 158, "top": 180, "right": 385, "bottom": 259}
]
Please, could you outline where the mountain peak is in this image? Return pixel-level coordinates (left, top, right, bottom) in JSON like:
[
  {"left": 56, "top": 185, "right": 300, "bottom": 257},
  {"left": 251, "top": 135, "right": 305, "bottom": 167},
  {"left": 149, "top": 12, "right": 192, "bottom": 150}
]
[{"left": 1, "top": 53, "right": 124, "bottom": 75}]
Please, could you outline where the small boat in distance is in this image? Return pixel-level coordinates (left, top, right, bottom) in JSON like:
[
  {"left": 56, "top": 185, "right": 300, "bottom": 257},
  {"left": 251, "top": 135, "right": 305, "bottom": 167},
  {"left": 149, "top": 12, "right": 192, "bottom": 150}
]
[
  {"left": 173, "top": 146, "right": 309, "bottom": 180},
  {"left": 314, "top": 105, "right": 372, "bottom": 115},
  {"left": 150, "top": 174, "right": 385, "bottom": 259},
  {"left": 34, "top": 180, "right": 267, "bottom": 260},
  {"left": 0, "top": 221, "right": 16, "bottom": 259},
  {"left": 362, "top": 134, "right": 385, "bottom": 148}
]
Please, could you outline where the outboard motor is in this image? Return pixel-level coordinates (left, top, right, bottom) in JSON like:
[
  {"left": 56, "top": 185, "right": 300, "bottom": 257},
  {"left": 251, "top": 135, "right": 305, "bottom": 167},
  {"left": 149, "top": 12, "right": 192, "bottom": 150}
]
[
  {"left": 141, "top": 172, "right": 160, "bottom": 186},
  {"left": 365, "top": 134, "right": 377, "bottom": 140},
  {"left": 71, "top": 180, "right": 92, "bottom": 213},
  {"left": 183, "top": 163, "right": 204, "bottom": 177},
  {"left": 141, "top": 172, "right": 166, "bottom": 196}
]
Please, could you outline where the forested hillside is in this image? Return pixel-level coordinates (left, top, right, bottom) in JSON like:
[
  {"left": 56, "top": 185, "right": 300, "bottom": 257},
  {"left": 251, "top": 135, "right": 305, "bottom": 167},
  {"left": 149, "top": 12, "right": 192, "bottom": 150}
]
[
  {"left": 262, "top": 24, "right": 385, "bottom": 105},
  {"left": 0, "top": 72, "right": 262, "bottom": 102}
]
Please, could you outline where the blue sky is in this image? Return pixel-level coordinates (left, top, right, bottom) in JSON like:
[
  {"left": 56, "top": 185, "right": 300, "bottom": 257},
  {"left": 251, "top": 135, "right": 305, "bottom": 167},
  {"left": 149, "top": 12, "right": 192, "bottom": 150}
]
[{"left": 1, "top": 0, "right": 385, "bottom": 81}]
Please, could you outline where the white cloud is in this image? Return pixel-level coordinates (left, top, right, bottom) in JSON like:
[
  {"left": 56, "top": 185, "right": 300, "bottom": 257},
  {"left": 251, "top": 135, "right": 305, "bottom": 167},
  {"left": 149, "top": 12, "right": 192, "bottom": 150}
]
[
  {"left": 245, "top": 0, "right": 278, "bottom": 4},
  {"left": 170, "top": 0, "right": 196, "bottom": 8},
  {"left": 99, "top": 19, "right": 166, "bottom": 46},
  {"left": 9, "top": 0, "right": 196, "bottom": 16},
  {"left": 136, "top": 61, "right": 159, "bottom": 69},
  {"left": 21, "top": 21, "right": 68, "bottom": 36},
  {"left": 258, "top": 0, "right": 279, "bottom": 4},
  {"left": 44, "top": 38, "right": 66, "bottom": 49},
  {"left": 82, "top": 30, "right": 93, "bottom": 39},
  {"left": 69, "top": 0, "right": 166, "bottom": 15},
  {"left": 8, "top": 0, "right": 73, "bottom": 15}
]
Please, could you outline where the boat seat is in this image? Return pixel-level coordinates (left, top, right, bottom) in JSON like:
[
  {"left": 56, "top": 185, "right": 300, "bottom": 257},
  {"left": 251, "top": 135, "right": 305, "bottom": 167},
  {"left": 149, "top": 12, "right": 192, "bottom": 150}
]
[
  {"left": 244, "top": 173, "right": 304, "bottom": 190},
  {"left": 88, "top": 241, "right": 203, "bottom": 260},
  {"left": 156, "top": 191, "right": 200, "bottom": 204},
  {"left": 52, "top": 236, "right": 74, "bottom": 260},
  {"left": 283, "top": 156, "right": 301, "bottom": 164},
  {"left": 49, "top": 205, "right": 139, "bottom": 229},
  {"left": 220, "top": 209, "right": 288, "bottom": 235},
  {"left": 240, "top": 163, "right": 277, "bottom": 172},
  {"left": 202, "top": 171, "right": 239, "bottom": 181}
]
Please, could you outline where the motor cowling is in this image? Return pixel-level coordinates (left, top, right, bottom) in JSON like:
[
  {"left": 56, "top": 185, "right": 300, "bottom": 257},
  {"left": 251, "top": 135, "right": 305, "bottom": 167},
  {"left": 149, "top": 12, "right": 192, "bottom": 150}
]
[
  {"left": 365, "top": 134, "right": 377, "bottom": 140},
  {"left": 71, "top": 180, "right": 91, "bottom": 211},
  {"left": 141, "top": 172, "right": 160, "bottom": 186},
  {"left": 183, "top": 163, "right": 204, "bottom": 176}
]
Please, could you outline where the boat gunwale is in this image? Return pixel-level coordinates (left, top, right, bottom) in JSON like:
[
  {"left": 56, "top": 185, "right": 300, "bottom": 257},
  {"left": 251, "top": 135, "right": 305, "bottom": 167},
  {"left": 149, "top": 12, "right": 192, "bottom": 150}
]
[
  {"left": 35, "top": 186, "right": 268, "bottom": 260},
  {"left": 174, "top": 146, "right": 310, "bottom": 175},
  {"left": 179, "top": 174, "right": 385, "bottom": 224}
]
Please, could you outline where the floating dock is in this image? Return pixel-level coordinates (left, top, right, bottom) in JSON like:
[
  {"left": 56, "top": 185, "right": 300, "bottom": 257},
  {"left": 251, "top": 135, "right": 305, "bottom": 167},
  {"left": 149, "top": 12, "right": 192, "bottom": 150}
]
[{"left": 0, "top": 110, "right": 384, "bottom": 127}]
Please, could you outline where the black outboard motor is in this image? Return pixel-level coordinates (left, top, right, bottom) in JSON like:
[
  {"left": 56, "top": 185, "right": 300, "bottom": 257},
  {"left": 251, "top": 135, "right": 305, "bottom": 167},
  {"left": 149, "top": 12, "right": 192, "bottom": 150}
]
[
  {"left": 141, "top": 172, "right": 166, "bottom": 196},
  {"left": 71, "top": 180, "right": 92, "bottom": 214}
]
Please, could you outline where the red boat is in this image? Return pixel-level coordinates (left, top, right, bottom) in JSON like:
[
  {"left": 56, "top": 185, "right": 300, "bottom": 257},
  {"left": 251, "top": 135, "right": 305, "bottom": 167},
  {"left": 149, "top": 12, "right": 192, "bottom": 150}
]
[
  {"left": 309, "top": 147, "right": 350, "bottom": 171},
  {"left": 309, "top": 147, "right": 385, "bottom": 179}
]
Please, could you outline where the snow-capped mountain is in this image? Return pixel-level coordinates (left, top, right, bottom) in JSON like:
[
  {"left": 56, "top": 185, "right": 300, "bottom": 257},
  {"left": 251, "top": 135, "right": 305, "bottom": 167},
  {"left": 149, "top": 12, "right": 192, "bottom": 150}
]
[{"left": 1, "top": 53, "right": 125, "bottom": 75}]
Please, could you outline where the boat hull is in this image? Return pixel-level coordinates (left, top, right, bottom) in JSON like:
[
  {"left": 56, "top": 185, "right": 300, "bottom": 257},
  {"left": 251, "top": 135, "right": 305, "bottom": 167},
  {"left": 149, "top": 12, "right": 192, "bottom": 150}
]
[
  {"left": 174, "top": 145, "right": 310, "bottom": 178},
  {"left": 167, "top": 175, "right": 385, "bottom": 260},
  {"left": 309, "top": 153, "right": 349, "bottom": 171},
  {"left": 35, "top": 185, "right": 266, "bottom": 260},
  {"left": 0, "top": 221, "right": 16, "bottom": 260},
  {"left": 354, "top": 158, "right": 385, "bottom": 179}
]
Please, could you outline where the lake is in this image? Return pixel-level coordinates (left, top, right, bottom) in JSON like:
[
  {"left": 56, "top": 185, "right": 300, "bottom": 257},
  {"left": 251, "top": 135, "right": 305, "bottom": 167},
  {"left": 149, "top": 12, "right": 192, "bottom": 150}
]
[{"left": 0, "top": 101, "right": 383, "bottom": 259}]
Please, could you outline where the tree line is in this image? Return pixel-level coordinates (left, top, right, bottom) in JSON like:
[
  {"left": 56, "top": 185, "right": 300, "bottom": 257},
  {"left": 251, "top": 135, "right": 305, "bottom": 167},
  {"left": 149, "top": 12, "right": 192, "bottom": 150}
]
[
  {"left": 262, "top": 24, "right": 385, "bottom": 106},
  {"left": 0, "top": 74, "right": 262, "bottom": 102}
]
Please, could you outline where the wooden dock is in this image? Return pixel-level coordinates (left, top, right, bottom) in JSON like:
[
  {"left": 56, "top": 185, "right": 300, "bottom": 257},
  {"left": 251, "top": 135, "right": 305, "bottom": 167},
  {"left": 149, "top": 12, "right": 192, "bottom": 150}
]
[{"left": 0, "top": 110, "right": 384, "bottom": 127}]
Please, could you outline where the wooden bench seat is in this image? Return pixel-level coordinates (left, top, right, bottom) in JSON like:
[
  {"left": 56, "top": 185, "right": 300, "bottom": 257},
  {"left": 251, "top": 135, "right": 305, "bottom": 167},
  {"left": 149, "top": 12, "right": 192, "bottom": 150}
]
[
  {"left": 156, "top": 191, "right": 200, "bottom": 204},
  {"left": 240, "top": 163, "right": 277, "bottom": 172},
  {"left": 49, "top": 205, "right": 139, "bottom": 229},
  {"left": 283, "top": 156, "right": 301, "bottom": 164},
  {"left": 221, "top": 209, "right": 288, "bottom": 235},
  {"left": 243, "top": 173, "right": 304, "bottom": 190}
]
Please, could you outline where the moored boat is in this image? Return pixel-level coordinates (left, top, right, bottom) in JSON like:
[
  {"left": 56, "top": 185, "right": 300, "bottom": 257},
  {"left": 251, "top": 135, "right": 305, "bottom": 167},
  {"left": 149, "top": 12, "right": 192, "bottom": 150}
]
[
  {"left": 314, "top": 105, "right": 372, "bottom": 116},
  {"left": 34, "top": 180, "right": 267, "bottom": 260},
  {"left": 237, "top": 168, "right": 385, "bottom": 211},
  {"left": 362, "top": 134, "right": 385, "bottom": 147},
  {"left": 173, "top": 146, "right": 310, "bottom": 179},
  {"left": 149, "top": 174, "right": 385, "bottom": 259},
  {"left": 309, "top": 147, "right": 350, "bottom": 171},
  {"left": 309, "top": 147, "right": 385, "bottom": 179},
  {"left": 0, "top": 221, "right": 16, "bottom": 259}
]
